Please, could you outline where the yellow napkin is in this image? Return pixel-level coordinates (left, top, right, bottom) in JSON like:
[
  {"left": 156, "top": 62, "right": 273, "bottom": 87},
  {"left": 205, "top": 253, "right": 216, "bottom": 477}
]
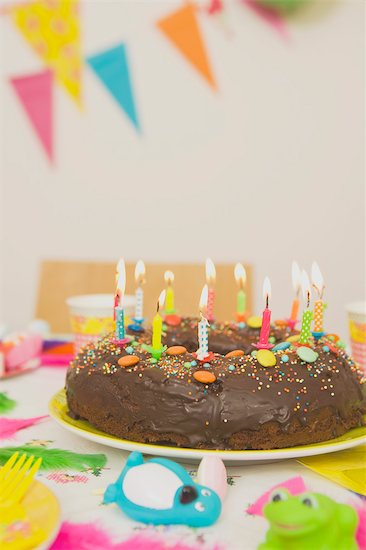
[{"left": 298, "top": 445, "right": 366, "bottom": 496}]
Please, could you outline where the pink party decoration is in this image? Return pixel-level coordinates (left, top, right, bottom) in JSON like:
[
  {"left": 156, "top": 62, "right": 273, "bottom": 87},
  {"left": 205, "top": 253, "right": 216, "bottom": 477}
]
[
  {"left": 197, "top": 456, "right": 227, "bottom": 502},
  {"left": 9, "top": 70, "right": 54, "bottom": 162},
  {"left": 246, "top": 476, "right": 307, "bottom": 516},
  {"left": 1, "top": 332, "right": 43, "bottom": 371},
  {"left": 50, "top": 522, "right": 223, "bottom": 550},
  {"left": 0, "top": 416, "right": 48, "bottom": 440},
  {"left": 354, "top": 500, "right": 366, "bottom": 550},
  {"left": 242, "top": 0, "right": 289, "bottom": 40}
]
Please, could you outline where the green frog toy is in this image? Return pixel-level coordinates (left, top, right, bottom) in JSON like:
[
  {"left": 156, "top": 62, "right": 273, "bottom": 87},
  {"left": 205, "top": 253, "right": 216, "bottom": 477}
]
[{"left": 259, "top": 488, "right": 358, "bottom": 550}]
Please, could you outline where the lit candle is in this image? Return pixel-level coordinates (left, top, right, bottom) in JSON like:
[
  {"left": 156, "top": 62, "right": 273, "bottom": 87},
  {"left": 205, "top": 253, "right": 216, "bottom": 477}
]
[
  {"left": 115, "top": 258, "right": 127, "bottom": 342},
  {"left": 255, "top": 277, "right": 273, "bottom": 350},
  {"left": 134, "top": 260, "right": 145, "bottom": 321},
  {"left": 152, "top": 290, "right": 166, "bottom": 357},
  {"left": 196, "top": 285, "right": 210, "bottom": 361},
  {"left": 234, "top": 263, "right": 247, "bottom": 323},
  {"left": 288, "top": 261, "right": 301, "bottom": 329},
  {"left": 164, "top": 271, "right": 175, "bottom": 314},
  {"left": 311, "top": 261, "right": 325, "bottom": 335},
  {"left": 299, "top": 270, "right": 313, "bottom": 345},
  {"left": 206, "top": 258, "right": 216, "bottom": 322}
]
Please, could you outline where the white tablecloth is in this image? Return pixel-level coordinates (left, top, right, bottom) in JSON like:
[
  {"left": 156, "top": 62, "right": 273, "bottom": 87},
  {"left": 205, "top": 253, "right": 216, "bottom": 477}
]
[{"left": 1, "top": 366, "right": 356, "bottom": 550}]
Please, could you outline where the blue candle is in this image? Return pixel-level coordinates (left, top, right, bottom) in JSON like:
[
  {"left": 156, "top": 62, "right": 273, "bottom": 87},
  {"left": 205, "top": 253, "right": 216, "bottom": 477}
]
[{"left": 116, "top": 306, "right": 125, "bottom": 340}]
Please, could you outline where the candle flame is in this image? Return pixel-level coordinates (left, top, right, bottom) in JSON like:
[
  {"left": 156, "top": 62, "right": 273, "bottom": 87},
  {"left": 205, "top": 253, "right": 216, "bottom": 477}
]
[
  {"left": 234, "top": 263, "right": 246, "bottom": 288},
  {"left": 263, "top": 277, "right": 271, "bottom": 307},
  {"left": 205, "top": 258, "right": 216, "bottom": 286},
  {"left": 116, "top": 258, "right": 126, "bottom": 296},
  {"left": 199, "top": 284, "right": 209, "bottom": 313},
  {"left": 292, "top": 261, "right": 301, "bottom": 294},
  {"left": 311, "top": 261, "right": 324, "bottom": 298},
  {"left": 157, "top": 289, "right": 166, "bottom": 312},
  {"left": 164, "top": 270, "right": 174, "bottom": 285},
  {"left": 135, "top": 260, "right": 146, "bottom": 284},
  {"left": 301, "top": 270, "right": 311, "bottom": 307}
]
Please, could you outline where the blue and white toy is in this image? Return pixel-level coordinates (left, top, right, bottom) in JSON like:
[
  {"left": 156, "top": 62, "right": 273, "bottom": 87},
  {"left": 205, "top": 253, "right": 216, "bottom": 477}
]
[{"left": 103, "top": 452, "right": 222, "bottom": 527}]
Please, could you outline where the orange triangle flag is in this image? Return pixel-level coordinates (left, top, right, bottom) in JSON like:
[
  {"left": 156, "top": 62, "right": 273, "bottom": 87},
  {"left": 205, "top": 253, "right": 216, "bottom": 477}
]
[{"left": 157, "top": 3, "right": 216, "bottom": 90}]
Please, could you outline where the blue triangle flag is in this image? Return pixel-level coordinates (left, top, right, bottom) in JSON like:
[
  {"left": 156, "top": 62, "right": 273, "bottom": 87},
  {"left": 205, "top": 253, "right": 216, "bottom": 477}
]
[{"left": 87, "top": 44, "right": 140, "bottom": 131}]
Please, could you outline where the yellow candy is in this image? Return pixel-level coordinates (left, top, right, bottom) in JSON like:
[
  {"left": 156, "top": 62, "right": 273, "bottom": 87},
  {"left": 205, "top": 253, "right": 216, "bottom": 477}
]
[
  {"left": 247, "top": 316, "right": 262, "bottom": 329},
  {"left": 286, "top": 335, "right": 300, "bottom": 343},
  {"left": 257, "top": 349, "right": 277, "bottom": 367}
]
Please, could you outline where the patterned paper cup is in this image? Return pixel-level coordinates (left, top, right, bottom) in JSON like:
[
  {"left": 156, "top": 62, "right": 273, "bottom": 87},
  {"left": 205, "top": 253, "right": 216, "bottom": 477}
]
[
  {"left": 66, "top": 294, "right": 136, "bottom": 354},
  {"left": 346, "top": 301, "right": 366, "bottom": 373}
]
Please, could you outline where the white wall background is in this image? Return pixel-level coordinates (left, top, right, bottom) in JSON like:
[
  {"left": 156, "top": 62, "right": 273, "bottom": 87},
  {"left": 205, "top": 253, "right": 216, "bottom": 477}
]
[{"left": 1, "top": 0, "right": 364, "bottom": 337}]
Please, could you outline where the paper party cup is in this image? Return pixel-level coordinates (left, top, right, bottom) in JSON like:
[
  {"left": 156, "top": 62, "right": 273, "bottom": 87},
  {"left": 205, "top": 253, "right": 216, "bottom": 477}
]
[
  {"left": 67, "top": 294, "right": 135, "bottom": 354},
  {"left": 346, "top": 301, "right": 366, "bottom": 373}
]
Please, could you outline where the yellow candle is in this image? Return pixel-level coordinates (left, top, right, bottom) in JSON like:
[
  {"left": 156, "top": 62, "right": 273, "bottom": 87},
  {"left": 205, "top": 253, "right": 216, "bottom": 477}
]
[
  {"left": 152, "top": 290, "right": 166, "bottom": 351},
  {"left": 164, "top": 271, "right": 175, "bottom": 313},
  {"left": 314, "top": 300, "right": 324, "bottom": 332},
  {"left": 311, "top": 261, "right": 325, "bottom": 333}
]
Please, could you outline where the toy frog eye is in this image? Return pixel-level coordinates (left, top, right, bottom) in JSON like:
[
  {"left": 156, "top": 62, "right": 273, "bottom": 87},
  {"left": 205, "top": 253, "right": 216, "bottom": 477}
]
[
  {"left": 300, "top": 494, "right": 318, "bottom": 508},
  {"left": 201, "top": 489, "right": 211, "bottom": 497},
  {"left": 194, "top": 502, "right": 205, "bottom": 512},
  {"left": 269, "top": 489, "right": 289, "bottom": 503},
  {"left": 179, "top": 485, "right": 198, "bottom": 504}
]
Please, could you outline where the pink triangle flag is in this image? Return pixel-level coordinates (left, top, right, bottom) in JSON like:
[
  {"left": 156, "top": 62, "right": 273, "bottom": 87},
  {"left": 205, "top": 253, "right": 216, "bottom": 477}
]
[{"left": 9, "top": 69, "right": 54, "bottom": 162}]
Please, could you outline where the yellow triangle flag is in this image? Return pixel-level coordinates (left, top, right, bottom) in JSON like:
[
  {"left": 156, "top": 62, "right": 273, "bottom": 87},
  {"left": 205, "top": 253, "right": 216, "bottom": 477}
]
[{"left": 11, "top": 0, "right": 82, "bottom": 106}]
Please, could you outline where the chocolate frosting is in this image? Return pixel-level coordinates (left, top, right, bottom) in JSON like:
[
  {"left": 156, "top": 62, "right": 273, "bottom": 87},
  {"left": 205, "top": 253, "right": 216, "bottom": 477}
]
[{"left": 66, "top": 331, "right": 366, "bottom": 449}]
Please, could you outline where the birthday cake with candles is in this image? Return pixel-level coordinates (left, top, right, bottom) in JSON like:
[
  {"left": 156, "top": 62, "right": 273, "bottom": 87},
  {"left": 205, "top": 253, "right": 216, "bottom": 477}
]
[{"left": 65, "top": 260, "right": 366, "bottom": 450}]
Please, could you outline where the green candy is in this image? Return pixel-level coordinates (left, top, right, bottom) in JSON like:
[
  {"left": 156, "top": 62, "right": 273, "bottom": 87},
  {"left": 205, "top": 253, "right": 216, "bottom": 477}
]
[
  {"left": 297, "top": 346, "right": 319, "bottom": 363},
  {"left": 259, "top": 490, "right": 358, "bottom": 550},
  {"left": 149, "top": 358, "right": 158, "bottom": 364},
  {"left": 183, "top": 362, "right": 191, "bottom": 369},
  {"left": 337, "top": 341, "right": 346, "bottom": 349}
]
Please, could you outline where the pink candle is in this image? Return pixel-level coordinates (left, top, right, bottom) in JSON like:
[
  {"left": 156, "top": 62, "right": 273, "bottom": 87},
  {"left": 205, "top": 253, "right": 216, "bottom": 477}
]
[
  {"left": 255, "top": 277, "right": 274, "bottom": 350},
  {"left": 205, "top": 258, "right": 216, "bottom": 322}
]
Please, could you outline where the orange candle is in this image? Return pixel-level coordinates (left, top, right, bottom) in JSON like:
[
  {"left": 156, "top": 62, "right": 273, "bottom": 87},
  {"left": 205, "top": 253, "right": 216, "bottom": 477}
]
[{"left": 289, "top": 261, "right": 301, "bottom": 324}]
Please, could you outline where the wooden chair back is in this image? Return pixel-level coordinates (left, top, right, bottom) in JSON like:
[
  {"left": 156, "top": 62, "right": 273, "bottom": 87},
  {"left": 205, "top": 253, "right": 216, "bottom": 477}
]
[{"left": 36, "top": 260, "right": 253, "bottom": 333}]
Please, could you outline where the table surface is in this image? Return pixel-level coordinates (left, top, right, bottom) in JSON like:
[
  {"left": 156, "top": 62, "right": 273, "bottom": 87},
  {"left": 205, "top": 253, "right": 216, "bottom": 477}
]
[{"left": 0, "top": 366, "right": 357, "bottom": 550}]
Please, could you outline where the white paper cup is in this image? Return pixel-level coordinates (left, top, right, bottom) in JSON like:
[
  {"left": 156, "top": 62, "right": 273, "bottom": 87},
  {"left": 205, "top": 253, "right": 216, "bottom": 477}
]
[
  {"left": 346, "top": 301, "right": 366, "bottom": 373},
  {"left": 66, "top": 294, "right": 136, "bottom": 354}
]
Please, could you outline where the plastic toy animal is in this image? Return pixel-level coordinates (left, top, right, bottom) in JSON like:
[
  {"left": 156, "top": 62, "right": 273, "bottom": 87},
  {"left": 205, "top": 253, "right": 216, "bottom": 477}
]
[
  {"left": 258, "top": 488, "right": 358, "bottom": 550},
  {"left": 103, "top": 452, "right": 222, "bottom": 527}
]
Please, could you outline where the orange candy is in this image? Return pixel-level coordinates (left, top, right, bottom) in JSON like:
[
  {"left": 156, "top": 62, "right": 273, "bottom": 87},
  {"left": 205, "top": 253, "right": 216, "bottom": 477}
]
[
  {"left": 166, "top": 345, "right": 187, "bottom": 356},
  {"left": 118, "top": 355, "right": 140, "bottom": 367},
  {"left": 193, "top": 370, "right": 216, "bottom": 384},
  {"left": 225, "top": 349, "right": 244, "bottom": 358}
]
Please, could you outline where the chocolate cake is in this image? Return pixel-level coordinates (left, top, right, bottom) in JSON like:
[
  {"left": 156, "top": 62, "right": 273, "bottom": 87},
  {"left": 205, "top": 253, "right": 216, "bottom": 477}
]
[
  {"left": 162, "top": 316, "right": 293, "bottom": 355},
  {"left": 65, "top": 332, "right": 366, "bottom": 450}
]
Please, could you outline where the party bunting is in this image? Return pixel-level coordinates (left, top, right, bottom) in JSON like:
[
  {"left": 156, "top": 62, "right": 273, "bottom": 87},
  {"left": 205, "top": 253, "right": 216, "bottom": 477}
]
[
  {"left": 11, "top": 0, "right": 82, "bottom": 105},
  {"left": 10, "top": 69, "right": 54, "bottom": 162},
  {"left": 157, "top": 3, "right": 216, "bottom": 89},
  {"left": 87, "top": 44, "right": 140, "bottom": 132}
]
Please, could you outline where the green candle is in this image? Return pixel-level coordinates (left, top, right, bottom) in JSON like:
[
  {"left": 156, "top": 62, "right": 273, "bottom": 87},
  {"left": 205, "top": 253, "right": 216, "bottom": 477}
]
[
  {"left": 299, "top": 270, "right": 312, "bottom": 345},
  {"left": 237, "top": 289, "right": 246, "bottom": 314},
  {"left": 235, "top": 263, "right": 247, "bottom": 321}
]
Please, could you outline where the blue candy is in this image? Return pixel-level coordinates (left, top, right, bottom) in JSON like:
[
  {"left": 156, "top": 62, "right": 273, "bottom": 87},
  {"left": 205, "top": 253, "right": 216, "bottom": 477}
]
[{"left": 272, "top": 342, "right": 291, "bottom": 352}]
